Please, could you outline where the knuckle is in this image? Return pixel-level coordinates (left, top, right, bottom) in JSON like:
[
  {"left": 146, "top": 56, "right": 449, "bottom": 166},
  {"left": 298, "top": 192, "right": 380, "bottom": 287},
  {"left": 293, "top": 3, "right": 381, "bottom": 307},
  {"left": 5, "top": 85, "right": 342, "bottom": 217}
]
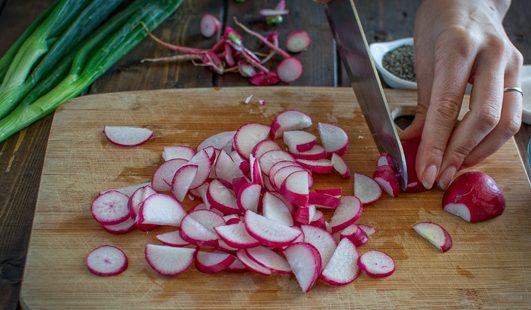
[
  {"left": 435, "top": 95, "right": 462, "bottom": 121},
  {"left": 510, "top": 49, "right": 524, "bottom": 67},
  {"left": 477, "top": 106, "right": 500, "bottom": 130},
  {"left": 502, "top": 117, "right": 521, "bottom": 137},
  {"left": 452, "top": 143, "right": 473, "bottom": 160},
  {"left": 436, "top": 26, "right": 476, "bottom": 57},
  {"left": 486, "top": 36, "right": 507, "bottom": 57}
]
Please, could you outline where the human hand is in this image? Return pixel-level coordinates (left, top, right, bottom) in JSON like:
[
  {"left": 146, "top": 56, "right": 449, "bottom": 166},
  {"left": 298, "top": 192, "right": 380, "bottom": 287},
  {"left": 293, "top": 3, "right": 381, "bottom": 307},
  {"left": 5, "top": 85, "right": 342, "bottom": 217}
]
[{"left": 401, "top": 0, "right": 523, "bottom": 190}]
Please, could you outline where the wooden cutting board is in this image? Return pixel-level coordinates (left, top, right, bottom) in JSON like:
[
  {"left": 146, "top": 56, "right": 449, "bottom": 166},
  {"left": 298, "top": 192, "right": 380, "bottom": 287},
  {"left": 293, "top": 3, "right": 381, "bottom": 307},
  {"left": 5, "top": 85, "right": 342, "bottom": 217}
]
[{"left": 20, "top": 87, "right": 531, "bottom": 309}]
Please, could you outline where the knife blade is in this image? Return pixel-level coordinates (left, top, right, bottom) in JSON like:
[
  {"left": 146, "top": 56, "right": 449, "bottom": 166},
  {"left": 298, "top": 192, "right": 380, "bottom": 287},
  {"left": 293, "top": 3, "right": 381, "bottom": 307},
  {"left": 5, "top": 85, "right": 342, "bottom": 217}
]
[{"left": 324, "top": 0, "right": 408, "bottom": 189}]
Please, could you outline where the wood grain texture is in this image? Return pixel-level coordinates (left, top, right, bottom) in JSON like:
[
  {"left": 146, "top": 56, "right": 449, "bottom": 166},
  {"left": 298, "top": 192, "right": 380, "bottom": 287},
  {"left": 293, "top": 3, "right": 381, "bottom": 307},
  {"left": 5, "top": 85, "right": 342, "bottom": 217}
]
[{"left": 20, "top": 87, "right": 531, "bottom": 309}]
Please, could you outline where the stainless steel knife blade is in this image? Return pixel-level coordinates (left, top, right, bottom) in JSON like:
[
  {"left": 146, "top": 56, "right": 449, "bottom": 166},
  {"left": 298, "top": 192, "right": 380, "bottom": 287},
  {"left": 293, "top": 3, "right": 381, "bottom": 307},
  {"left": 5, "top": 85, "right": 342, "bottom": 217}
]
[{"left": 325, "top": 0, "right": 408, "bottom": 189}]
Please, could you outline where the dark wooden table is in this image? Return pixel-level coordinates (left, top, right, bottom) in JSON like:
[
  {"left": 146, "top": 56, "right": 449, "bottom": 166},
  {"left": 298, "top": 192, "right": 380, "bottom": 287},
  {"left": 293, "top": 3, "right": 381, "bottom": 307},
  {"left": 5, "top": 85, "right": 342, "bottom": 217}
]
[{"left": 0, "top": 1, "right": 529, "bottom": 309}]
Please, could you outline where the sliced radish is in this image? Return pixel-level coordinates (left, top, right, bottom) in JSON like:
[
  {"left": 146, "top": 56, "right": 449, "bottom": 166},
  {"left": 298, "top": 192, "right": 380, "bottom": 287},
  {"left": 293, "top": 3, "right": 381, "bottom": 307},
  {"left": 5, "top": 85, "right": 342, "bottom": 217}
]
[
  {"left": 339, "top": 224, "right": 368, "bottom": 247},
  {"left": 296, "top": 158, "right": 333, "bottom": 174},
  {"left": 301, "top": 225, "right": 337, "bottom": 270},
  {"left": 249, "top": 71, "right": 280, "bottom": 86},
  {"left": 189, "top": 150, "right": 213, "bottom": 189},
  {"left": 252, "top": 139, "right": 281, "bottom": 159},
  {"left": 245, "top": 246, "right": 291, "bottom": 274},
  {"left": 99, "top": 181, "right": 151, "bottom": 197},
  {"left": 330, "top": 196, "right": 363, "bottom": 233},
  {"left": 413, "top": 222, "right": 453, "bottom": 253},
  {"left": 249, "top": 154, "right": 264, "bottom": 186},
  {"left": 271, "top": 165, "right": 305, "bottom": 191},
  {"left": 102, "top": 217, "right": 135, "bottom": 234},
  {"left": 280, "top": 170, "right": 310, "bottom": 207},
  {"left": 275, "top": 0, "right": 286, "bottom": 10},
  {"left": 358, "top": 250, "right": 395, "bottom": 278},
  {"left": 277, "top": 57, "right": 303, "bottom": 83},
  {"left": 309, "top": 192, "right": 340, "bottom": 209},
  {"left": 270, "top": 192, "right": 295, "bottom": 213},
  {"left": 231, "top": 176, "right": 250, "bottom": 196},
  {"left": 354, "top": 173, "right": 382, "bottom": 205},
  {"left": 331, "top": 153, "right": 351, "bottom": 178},
  {"left": 373, "top": 165, "right": 400, "bottom": 198},
  {"left": 283, "top": 243, "right": 321, "bottom": 292},
  {"left": 103, "top": 126, "right": 153, "bottom": 147},
  {"left": 198, "top": 131, "right": 235, "bottom": 153},
  {"left": 171, "top": 163, "right": 199, "bottom": 202},
  {"left": 145, "top": 244, "right": 195, "bottom": 276},
  {"left": 358, "top": 224, "right": 376, "bottom": 236},
  {"left": 321, "top": 238, "right": 359, "bottom": 286},
  {"left": 237, "top": 183, "right": 261, "bottom": 213},
  {"left": 200, "top": 14, "right": 221, "bottom": 38},
  {"left": 229, "top": 150, "right": 250, "bottom": 175},
  {"left": 227, "top": 258, "right": 248, "bottom": 272},
  {"left": 223, "top": 214, "right": 241, "bottom": 225},
  {"left": 259, "top": 8, "right": 289, "bottom": 16},
  {"left": 315, "top": 187, "right": 342, "bottom": 197},
  {"left": 215, "top": 222, "right": 260, "bottom": 249},
  {"left": 128, "top": 185, "right": 156, "bottom": 220},
  {"left": 91, "top": 191, "right": 130, "bottom": 225},
  {"left": 262, "top": 192, "right": 293, "bottom": 226},
  {"left": 233, "top": 123, "right": 271, "bottom": 160},
  {"left": 401, "top": 136, "right": 426, "bottom": 192},
  {"left": 289, "top": 144, "right": 327, "bottom": 160},
  {"left": 294, "top": 204, "right": 316, "bottom": 225},
  {"left": 244, "top": 210, "right": 302, "bottom": 247},
  {"left": 283, "top": 130, "right": 317, "bottom": 152},
  {"left": 207, "top": 179, "right": 239, "bottom": 215},
  {"left": 263, "top": 176, "right": 276, "bottom": 192},
  {"left": 309, "top": 210, "right": 326, "bottom": 229},
  {"left": 162, "top": 145, "right": 195, "bottom": 161},
  {"left": 377, "top": 153, "right": 394, "bottom": 167},
  {"left": 236, "top": 249, "right": 272, "bottom": 276},
  {"left": 156, "top": 230, "right": 190, "bottom": 247},
  {"left": 258, "top": 149, "right": 294, "bottom": 175},
  {"left": 215, "top": 150, "right": 243, "bottom": 185},
  {"left": 269, "top": 160, "right": 298, "bottom": 178},
  {"left": 217, "top": 239, "right": 239, "bottom": 252},
  {"left": 271, "top": 110, "right": 312, "bottom": 139},
  {"left": 189, "top": 181, "right": 210, "bottom": 207},
  {"left": 86, "top": 245, "right": 128, "bottom": 276},
  {"left": 179, "top": 210, "right": 225, "bottom": 247},
  {"left": 195, "top": 251, "right": 235, "bottom": 273},
  {"left": 318, "top": 123, "right": 348, "bottom": 156},
  {"left": 138, "top": 194, "right": 186, "bottom": 227},
  {"left": 286, "top": 31, "right": 311, "bottom": 53},
  {"left": 203, "top": 146, "right": 218, "bottom": 164},
  {"left": 152, "top": 158, "right": 188, "bottom": 192}
]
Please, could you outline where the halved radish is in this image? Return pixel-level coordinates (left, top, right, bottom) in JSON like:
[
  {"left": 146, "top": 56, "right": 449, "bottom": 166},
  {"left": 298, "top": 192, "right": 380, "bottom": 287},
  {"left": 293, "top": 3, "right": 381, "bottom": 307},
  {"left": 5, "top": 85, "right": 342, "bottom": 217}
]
[
  {"left": 179, "top": 210, "right": 225, "bottom": 247},
  {"left": 138, "top": 194, "right": 186, "bottom": 227},
  {"left": 373, "top": 165, "right": 400, "bottom": 198},
  {"left": 413, "top": 222, "right": 453, "bottom": 253},
  {"left": 358, "top": 224, "right": 376, "bottom": 236},
  {"left": 309, "top": 210, "right": 326, "bottom": 229},
  {"left": 237, "top": 183, "right": 261, "bottom": 213},
  {"left": 258, "top": 149, "right": 294, "bottom": 175},
  {"left": 203, "top": 146, "right": 219, "bottom": 164},
  {"left": 91, "top": 191, "right": 130, "bottom": 225},
  {"left": 263, "top": 176, "right": 276, "bottom": 192},
  {"left": 321, "top": 238, "right": 359, "bottom": 286},
  {"left": 286, "top": 31, "right": 311, "bottom": 53},
  {"left": 129, "top": 185, "right": 156, "bottom": 221},
  {"left": 318, "top": 123, "right": 348, "bottom": 156},
  {"left": 377, "top": 153, "right": 394, "bottom": 167},
  {"left": 330, "top": 196, "right": 363, "bottom": 233},
  {"left": 271, "top": 165, "right": 306, "bottom": 191},
  {"left": 354, "top": 173, "right": 382, "bottom": 205},
  {"left": 227, "top": 258, "right": 248, "bottom": 272},
  {"left": 233, "top": 123, "right": 271, "bottom": 160},
  {"left": 358, "top": 250, "right": 395, "bottom": 278},
  {"left": 270, "top": 192, "right": 295, "bottom": 213},
  {"left": 283, "top": 130, "right": 317, "bottom": 152},
  {"left": 277, "top": 57, "right": 303, "bottom": 83},
  {"left": 207, "top": 179, "right": 239, "bottom": 215},
  {"left": 103, "top": 126, "right": 153, "bottom": 147},
  {"left": 249, "top": 154, "right": 264, "bottom": 186},
  {"left": 230, "top": 150, "right": 250, "bottom": 175},
  {"left": 269, "top": 160, "right": 298, "bottom": 178},
  {"left": 200, "top": 14, "right": 221, "bottom": 38},
  {"left": 232, "top": 176, "right": 250, "bottom": 197},
  {"left": 296, "top": 158, "right": 333, "bottom": 174},
  {"left": 331, "top": 153, "right": 351, "bottom": 178},
  {"left": 156, "top": 230, "right": 190, "bottom": 247},
  {"left": 289, "top": 144, "right": 326, "bottom": 160},
  {"left": 262, "top": 192, "right": 293, "bottom": 226},
  {"left": 162, "top": 145, "right": 195, "bottom": 161},
  {"left": 294, "top": 205, "right": 313, "bottom": 225},
  {"left": 244, "top": 210, "right": 302, "bottom": 247},
  {"left": 189, "top": 181, "right": 210, "bottom": 207},
  {"left": 245, "top": 246, "right": 291, "bottom": 274},
  {"left": 215, "top": 222, "right": 260, "bottom": 249},
  {"left": 309, "top": 192, "right": 340, "bottom": 209},
  {"left": 252, "top": 139, "right": 281, "bottom": 159},
  {"left": 283, "top": 242, "right": 321, "bottom": 292},
  {"left": 223, "top": 214, "right": 241, "bottom": 225},
  {"left": 198, "top": 131, "right": 235, "bottom": 153},
  {"left": 271, "top": 110, "right": 312, "bottom": 139},
  {"left": 189, "top": 150, "right": 213, "bottom": 189},
  {"left": 145, "top": 244, "right": 196, "bottom": 276},
  {"left": 280, "top": 170, "right": 310, "bottom": 207},
  {"left": 99, "top": 181, "right": 151, "bottom": 197},
  {"left": 152, "top": 158, "right": 188, "bottom": 192},
  {"left": 236, "top": 249, "right": 272, "bottom": 276},
  {"left": 171, "top": 163, "right": 199, "bottom": 202},
  {"left": 195, "top": 251, "right": 235, "bottom": 273},
  {"left": 103, "top": 217, "right": 135, "bottom": 234},
  {"left": 215, "top": 150, "right": 244, "bottom": 185},
  {"left": 315, "top": 187, "right": 342, "bottom": 197},
  {"left": 339, "top": 224, "right": 368, "bottom": 247},
  {"left": 217, "top": 239, "right": 239, "bottom": 252},
  {"left": 301, "top": 225, "right": 336, "bottom": 270},
  {"left": 86, "top": 245, "right": 128, "bottom": 276}
]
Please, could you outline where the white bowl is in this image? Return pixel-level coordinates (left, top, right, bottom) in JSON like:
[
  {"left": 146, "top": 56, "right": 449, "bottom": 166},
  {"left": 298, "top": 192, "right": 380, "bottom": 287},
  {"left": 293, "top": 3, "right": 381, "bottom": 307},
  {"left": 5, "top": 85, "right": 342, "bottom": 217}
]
[{"left": 370, "top": 37, "right": 417, "bottom": 90}]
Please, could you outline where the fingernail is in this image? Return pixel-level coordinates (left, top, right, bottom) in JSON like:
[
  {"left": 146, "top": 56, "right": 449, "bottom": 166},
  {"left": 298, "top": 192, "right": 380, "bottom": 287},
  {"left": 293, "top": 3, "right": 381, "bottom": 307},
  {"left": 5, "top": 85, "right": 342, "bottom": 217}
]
[
  {"left": 421, "top": 165, "right": 437, "bottom": 190},
  {"left": 438, "top": 166, "right": 457, "bottom": 190}
]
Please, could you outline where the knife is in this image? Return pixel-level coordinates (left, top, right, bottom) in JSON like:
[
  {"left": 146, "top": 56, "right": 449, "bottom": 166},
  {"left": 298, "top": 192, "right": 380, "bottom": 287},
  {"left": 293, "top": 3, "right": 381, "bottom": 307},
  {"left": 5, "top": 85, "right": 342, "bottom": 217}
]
[{"left": 321, "top": 0, "right": 408, "bottom": 189}]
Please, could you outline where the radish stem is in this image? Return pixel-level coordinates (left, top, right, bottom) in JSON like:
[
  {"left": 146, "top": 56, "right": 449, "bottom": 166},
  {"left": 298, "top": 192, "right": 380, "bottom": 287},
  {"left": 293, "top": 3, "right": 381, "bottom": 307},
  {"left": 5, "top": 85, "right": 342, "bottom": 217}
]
[
  {"left": 141, "top": 54, "right": 202, "bottom": 63},
  {"left": 141, "top": 22, "right": 206, "bottom": 55},
  {"left": 233, "top": 18, "right": 291, "bottom": 59}
]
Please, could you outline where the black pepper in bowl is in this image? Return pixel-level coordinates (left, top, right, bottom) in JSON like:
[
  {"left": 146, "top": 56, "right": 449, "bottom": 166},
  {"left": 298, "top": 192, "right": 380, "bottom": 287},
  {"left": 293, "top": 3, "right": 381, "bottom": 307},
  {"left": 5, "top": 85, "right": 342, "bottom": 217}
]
[{"left": 382, "top": 45, "right": 416, "bottom": 82}]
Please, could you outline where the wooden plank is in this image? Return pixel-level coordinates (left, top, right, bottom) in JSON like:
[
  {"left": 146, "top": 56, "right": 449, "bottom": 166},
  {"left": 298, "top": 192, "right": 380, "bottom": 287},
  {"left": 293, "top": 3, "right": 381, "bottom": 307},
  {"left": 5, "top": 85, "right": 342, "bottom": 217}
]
[{"left": 20, "top": 87, "right": 531, "bottom": 309}]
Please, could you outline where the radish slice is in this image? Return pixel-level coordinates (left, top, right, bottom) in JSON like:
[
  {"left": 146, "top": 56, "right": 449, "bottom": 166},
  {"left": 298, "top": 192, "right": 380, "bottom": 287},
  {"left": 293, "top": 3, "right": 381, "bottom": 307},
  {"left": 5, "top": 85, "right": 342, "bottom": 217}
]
[
  {"left": 283, "top": 130, "right": 317, "bottom": 152},
  {"left": 296, "top": 158, "right": 333, "bottom": 174},
  {"left": 237, "top": 183, "right": 261, "bottom": 213},
  {"left": 270, "top": 192, "right": 295, "bottom": 213},
  {"left": 294, "top": 205, "right": 314, "bottom": 225},
  {"left": 145, "top": 244, "right": 196, "bottom": 276},
  {"left": 231, "top": 176, "right": 250, "bottom": 196},
  {"left": 103, "top": 126, "right": 153, "bottom": 147},
  {"left": 215, "top": 150, "right": 243, "bottom": 184},
  {"left": 198, "top": 131, "right": 235, "bottom": 153},
  {"left": 129, "top": 186, "right": 157, "bottom": 230},
  {"left": 286, "top": 31, "right": 311, "bottom": 53},
  {"left": 223, "top": 214, "right": 241, "bottom": 225},
  {"left": 321, "top": 238, "right": 359, "bottom": 286},
  {"left": 195, "top": 251, "right": 235, "bottom": 273},
  {"left": 171, "top": 164, "right": 199, "bottom": 202},
  {"left": 373, "top": 165, "right": 400, "bottom": 198},
  {"left": 91, "top": 191, "right": 130, "bottom": 225},
  {"left": 262, "top": 192, "right": 293, "bottom": 226},
  {"left": 156, "top": 230, "right": 190, "bottom": 247},
  {"left": 138, "top": 194, "right": 186, "bottom": 227},
  {"left": 249, "top": 71, "right": 280, "bottom": 86},
  {"left": 152, "top": 158, "right": 188, "bottom": 192},
  {"left": 217, "top": 239, "right": 239, "bottom": 252},
  {"left": 283, "top": 243, "right": 321, "bottom": 293},
  {"left": 309, "top": 210, "right": 326, "bottom": 229},
  {"left": 236, "top": 250, "right": 272, "bottom": 276},
  {"left": 215, "top": 222, "right": 260, "bottom": 249},
  {"left": 259, "top": 9, "right": 289, "bottom": 16},
  {"left": 233, "top": 123, "right": 271, "bottom": 160},
  {"left": 330, "top": 196, "right": 363, "bottom": 233},
  {"left": 377, "top": 153, "right": 394, "bottom": 167},
  {"left": 162, "top": 145, "right": 195, "bottom": 161},
  {"left": 99, "top": 181, "right": 151, "bottom": 197},
  {"left": 189, "top": 181, "right": 210, "bottom": 207},
  {"left": 249, "top": 154, "right": 264, "bottom": 186},
  {"left": 227, "top": 258, "right": 248, "bottom": 272},
  {"left": 354, "top": 173, "right": 382, "bottom": 205},
  {"left": 229, "top": 150, "right": 249, "bottom": 174},
  {"left": 280, "top": 170, "right": 310, "bottom": 207},
  {"left": 252, "top": 139, "right": 281, "bottom": 159},
  {"left": 86, "top": 245, "right": 128, "bottom": 276},
  {"left": 315, "top": 187, "right": 342, "bottom": 197},
  {"left": 413, "top": 222, "right": 453, "bottom": 253},
  {"left": 203, "top": 146, "right": 218, "bottom": 164},
  {"left": 271, "top": 165, "right": 305, "bottom": 190},
  {"left": 179, "top": 210, "right": 225, "bottom": 247},
  {"left": 188, "top": 150, "right": 213, "bottom": 189},
  {"left": 289, "top": 144, "right": 326, "bottom": 160},
  {"left": 358, "top": 224, "right": 376, "bottom": 236},
  {"left": 358, "top": 250, "right": 395, "bottom": 278},
  {"left": 245, "top": 246, "right": 291, "bottom": 274},
  {"left": 331, "top": 153, "right": 351, "bottom": 178},
  {"left": 244, "top": 210, "right": 302, "bottom": 247},
  {"left": 207, "top": 179, "right": 239, "bottom": 215},
  {"left": 339, "top": 224, "right": 368, "bottom": 247},
  {"left": 317, "top": 123, "right": 348, "bottom": 156},
  {"left": 258, "top": 150, "right": 294, "bottom": 175},
  {"left": 102, "top": 217, "right": 135, "bottom": 234},
  {"left": 269, "top": 160, "right": 298, "bottom": 178},
  {"left": 277, "top": 57, "right": 303, "bottom": 83},
  {"left": 309, "top": 192, "right": 340, "bottom": 209},
  {"left": 301, "top": 225, "right": 337, "bottom": 270},
  {"left": 200, "top": 14, "right": 221, "bottom": 38},
  {"left": 271, "top": 110, "right": 312, "bottom": 139}
]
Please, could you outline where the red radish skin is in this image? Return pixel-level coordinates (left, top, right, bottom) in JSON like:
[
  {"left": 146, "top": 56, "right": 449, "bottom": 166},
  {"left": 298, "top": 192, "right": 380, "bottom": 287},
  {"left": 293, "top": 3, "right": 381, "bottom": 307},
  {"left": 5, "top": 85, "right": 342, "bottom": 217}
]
[
  {"left": 179, "top": 210, "right": 225, "bottom": 247},
  {"left": 413, "top": 222, "right": 453, "bottom": 253},
  {"left": 309, "top": 210, "right": 326, "bottom": 229},
  {"left": 331, "top": 153, "right": 351, "bottom": 178},
  {"left": 271, "top": 165, "right": 306, "bottom": 191},
  {"left": 128, "top": 185, "right": 156, "bottom": 221},
  {"left": 227, "top": 258, "right": 248, "bottom": 272},
  {"left": 156, "top": 230, "right": 191, "bottom": 247},
  {"left": 373, "top": 165, "right": 400, "bottom": 198},
  {"left": 195, "top": 251, "right": 235, "bottom": 273},
  {"left": 270, "top": 110, "right": 312, "bottom": 139},
  {"left": 99, "top": 181, "right": 151, "bottom": 198},
  {"left": 277, "top": 57, "right": 303, "bottom": 83},
  {"left": 207, "top": 179, "right": 240, "bottom": 215},
  {"left": 321, "top": 238, "right": 359, "bottom": 286},
  {"left": 86, "top": 245, "right": 128, "bottom": 277},
  {"left": 358, "top": 224, "right": 376, "bottom": 236},
  {"left": 91, "top": 191, "right": 130, "bottom": 225},
  {"left": 289, "top": 144, "right": 327, "bottom": 160},
  {"left": 286, "top": 31, "right": 311, "bottom": 53},
  {"left": 236, "top": 250, "right": 272, "bottom": 276},
  {"left": 262, "top": 192, "right": 294, "bottom": 226},
  {"left": 294, "top": 205, "right": 314, "bottom": 225},
  {"left": 249, "top": 71, "right": 280, "bottom": 86},
  {"left": 269, "top": 160, "right": 298, "bottom": 178},
  {"left": 198, "top": 131, "right": 235, "bottom": 153},
  {"left": 138, "top": 194, "right": 187, "bottom": 227},
  {"left": 358, "top": 250, "right": 395, "bottom": 278},
  {"left": 103, "top": 126, "right": 153, "bottom": 147},
  {"left": 354, "top": 173, "right": 382, "bottom": 205},
  {"left": 237, "top": 183, "right": 262, "bottom": 213},
  {"left": 162, "top": 145, "right": 195, "bottom": 161},
  {"left": 151, "top": 158, "right": 188, "bottom": 192},
  {"left": 339, "top": 224, "right": 368, "bottom": 247},
  {"left": 401, "top": 136, "right": 427, "bottom": 192},
  {"left": 301, "top": 225, "right": 337, "bottom": 270},
  {"left": 203, "top": 146, "right": 219, "bottom": 164},
  {"left": 296, "top": 158, "right": 333, "bottom": 174},
  {"left": 217, "top": 239, "right": 239, "bottom": 252},
  {"left": 270, "top": 192, "right": 295, "bottom": 213},
  {"left": 258, "top": 150, "right": 295, "bottom": 175},
  {"left": 244, "top": 210, "right": 302, "bottom": 247},
  {"left": 245, "top": 246, "right": 291, "bottom": 274},
  {"left": 317, "top": 123, "right": 348, "bottom": 156},
  {"left": 200, "top": 14, "right": 221, "bottom": 38},
  {"left": 171, "top": 163, "right": 199, "bottom": 202},
  {"left": 283, "top": 130, "right": 317, "bottom": 152},
  {"left": 315, "top": 187, "right": 342, "bottom": 197},
  {"left": 102, "top": 217, "right": 135, "bottom": 234},
  {"left": 283, "top": 242, "right": 322, "bottom": 293},
  {"left": 233, "top": 123, "right": 271, "bottom": 160},
  {"left": 280, "top": 170, "right": 310, "bottom": 207},
  {"left": 330, "top": 196, "right": 363, "bottom": 233},
  {"left": 249, "top": 154, "right": 264, "bottom": 186},
  {"left": 442, "top": 171, "right": 505, "bottom": 223},
  {"left": 309, "top": 192, "right": 340, "bottom": 209},
  {"left": 251, "top": 139, "right": 282, "bottom": 159},
  {"left": 145, "top": 244, "right": 196, "bottom": 276},
  {"left": 231, "top": 176, "right": 250, "bottom": 197},
  {"left": 223, "top": 214, "right": 241, "bottom": 225},
  {"left": 215, "top": 222, "right": 260, "bottom": 249}
]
